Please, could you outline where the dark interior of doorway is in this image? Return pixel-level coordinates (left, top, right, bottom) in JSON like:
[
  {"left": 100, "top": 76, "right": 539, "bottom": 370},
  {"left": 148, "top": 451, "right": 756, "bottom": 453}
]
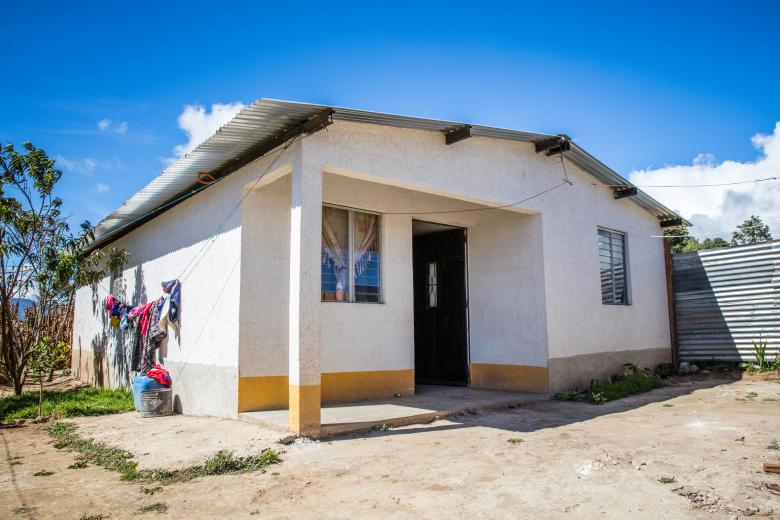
[{"left": 412, "top": 220, "right": 468, "bottom": 386}]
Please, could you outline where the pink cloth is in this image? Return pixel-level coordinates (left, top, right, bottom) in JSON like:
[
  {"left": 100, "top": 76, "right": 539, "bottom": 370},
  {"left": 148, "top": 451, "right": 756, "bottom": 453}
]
[{"left": 105, "top": 295, "right": 116, "bottom": 312}]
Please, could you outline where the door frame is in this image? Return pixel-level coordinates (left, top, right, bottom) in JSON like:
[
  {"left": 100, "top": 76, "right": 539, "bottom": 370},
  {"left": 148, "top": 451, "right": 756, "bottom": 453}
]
[{"left": 411, "top": 220, "right": 471, "bottom": 386}]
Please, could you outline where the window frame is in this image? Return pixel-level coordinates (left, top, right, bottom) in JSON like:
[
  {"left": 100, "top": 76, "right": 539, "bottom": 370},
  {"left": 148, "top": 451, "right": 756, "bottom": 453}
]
[
  {"left": 321, "top": 203, "right": 384, "bottom": 304},
  {"left": 597, "top": 226, "right": 631, "bottom": 306}
]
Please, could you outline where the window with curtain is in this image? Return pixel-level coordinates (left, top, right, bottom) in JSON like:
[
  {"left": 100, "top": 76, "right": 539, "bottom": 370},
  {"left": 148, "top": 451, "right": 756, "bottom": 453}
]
[
  {"left": 322, "top": 206, "right": 381, "bottom": 303},
  {"left": 598, "top": 228, "right": 629, "bottom": 305}
]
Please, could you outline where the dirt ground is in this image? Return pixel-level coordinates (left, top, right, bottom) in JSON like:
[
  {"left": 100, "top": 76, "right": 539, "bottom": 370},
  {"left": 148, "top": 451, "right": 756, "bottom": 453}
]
[{"left": 1, "top": 374, "right": 779, "bottom": 519}]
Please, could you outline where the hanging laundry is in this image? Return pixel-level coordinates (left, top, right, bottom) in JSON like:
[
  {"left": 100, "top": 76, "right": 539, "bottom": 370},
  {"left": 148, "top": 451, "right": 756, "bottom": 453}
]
[
  {"left": 131, "top": 324, "right": 144, "bottom": 372},
  {"left": 147, "top": 297, "right": 167, "bottom": 343},
  {"left": 145, "top": 364, "right": 172, "bottom": 386},
  {"left": 158, "top": 279, "right": 181, "bottom": 335},
  {"left": 105, "top": 295, "right": 116, "bottom": 312},
  {"left": 135, "top": 297, "right": 167, "bottom": 373},
  {"left": 119, "top": 307, "right": 133, "bottom": 330},
  {"left": 138, "top": 301, "right": 155, "bottom": 337}
]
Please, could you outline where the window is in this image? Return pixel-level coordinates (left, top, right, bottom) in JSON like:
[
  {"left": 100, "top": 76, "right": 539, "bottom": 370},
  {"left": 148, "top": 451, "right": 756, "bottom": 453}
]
[
  {"left": 426, "top": 262, "right": 438, "bottom": 308},
  {"left": 598, "top": 228, "right": 629, "bottom": 305},
  {"left": 322, "top": 206, "right": 381, "bottom": 303}
]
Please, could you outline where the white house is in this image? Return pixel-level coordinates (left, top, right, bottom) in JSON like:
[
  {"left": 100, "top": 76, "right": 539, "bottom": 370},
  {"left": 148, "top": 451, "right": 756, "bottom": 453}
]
[{"left": 72, "top": 100, "right": 681, "bottom": 435}]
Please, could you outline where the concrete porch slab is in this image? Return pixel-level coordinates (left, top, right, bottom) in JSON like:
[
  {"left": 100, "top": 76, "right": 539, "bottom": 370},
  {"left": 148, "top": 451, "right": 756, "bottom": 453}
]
[{"left": 239, "top": 385, "right": 550, "bottom": 437}]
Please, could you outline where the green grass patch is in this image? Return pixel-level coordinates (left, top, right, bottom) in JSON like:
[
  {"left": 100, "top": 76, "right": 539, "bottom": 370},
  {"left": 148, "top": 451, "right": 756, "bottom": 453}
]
[
  {"left": 658, "top": 476, "right": 676, "bottom": 484},
  {"left": 48, "top": 422, "right": 280, "bottom": 485},
  {"left": 0, "top": 387, "right": 134, "bottom": 421},
  {"left": 554, "top": 366, "right": 663, "bottom": 405},
  {"left": 32, "top": 470, "right": 54, "bottom": 476}
]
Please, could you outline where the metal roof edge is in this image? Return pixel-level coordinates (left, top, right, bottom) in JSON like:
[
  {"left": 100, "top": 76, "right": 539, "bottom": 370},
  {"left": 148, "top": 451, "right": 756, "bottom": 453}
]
[{"left": 89, "top": 98, "right": 689, "bottom": 249}]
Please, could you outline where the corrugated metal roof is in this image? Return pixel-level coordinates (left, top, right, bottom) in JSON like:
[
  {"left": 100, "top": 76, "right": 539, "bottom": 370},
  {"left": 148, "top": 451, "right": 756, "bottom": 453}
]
[{"left": 91, "top": 98, "right": 686, "bottom": 248}]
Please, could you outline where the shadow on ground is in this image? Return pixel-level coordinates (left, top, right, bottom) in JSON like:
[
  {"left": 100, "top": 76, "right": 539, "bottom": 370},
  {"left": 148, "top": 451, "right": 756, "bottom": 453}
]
[{"left": 331, "top": 377, "right": 739, "bottom": 441}]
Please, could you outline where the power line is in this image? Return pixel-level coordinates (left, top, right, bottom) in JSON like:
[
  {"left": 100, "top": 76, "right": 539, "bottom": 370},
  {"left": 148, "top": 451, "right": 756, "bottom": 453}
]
[
  {"left": 589, "top": 176, "right": 779, "bottom": 188},
  {"left": 381, "top": 181, "right": 570, "bottom": 216},
  {"left": 177, "top": 135, "right": 299, "bottom": 282}
]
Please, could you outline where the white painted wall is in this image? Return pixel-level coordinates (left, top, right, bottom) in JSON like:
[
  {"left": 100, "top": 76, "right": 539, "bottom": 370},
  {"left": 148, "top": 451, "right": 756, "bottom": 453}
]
[
  {"left": 238, "top": 171, "right": 548, "bottom": 377},
  {"left": 304, "top": 122, "right": 671, "bottom": 364},
  {"left": 72, "top": 143, "right": 301, "bottom": 418}
]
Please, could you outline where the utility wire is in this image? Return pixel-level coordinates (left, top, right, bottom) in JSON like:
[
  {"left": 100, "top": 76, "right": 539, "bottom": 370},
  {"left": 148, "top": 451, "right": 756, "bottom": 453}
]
[
  {"left": 587, "top": 176, "right": 779, "bottom": 188},
  {"left": 381, "top": 181, "right": 570, "bottom": 215},
  {"left": 177, "top": 135, "right": 299, "bottom": 282}
]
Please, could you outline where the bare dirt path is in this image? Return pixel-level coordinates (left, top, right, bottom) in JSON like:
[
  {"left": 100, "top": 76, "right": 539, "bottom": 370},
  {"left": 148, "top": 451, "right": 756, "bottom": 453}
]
[{"left": 1, "top": 375, "right": 779, "bottom": 519}]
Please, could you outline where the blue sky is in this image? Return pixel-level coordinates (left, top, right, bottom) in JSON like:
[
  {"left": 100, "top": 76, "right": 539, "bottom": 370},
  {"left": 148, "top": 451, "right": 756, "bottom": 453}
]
[{"left": 2, "top": 1, "right": 778, "bottom": 238}]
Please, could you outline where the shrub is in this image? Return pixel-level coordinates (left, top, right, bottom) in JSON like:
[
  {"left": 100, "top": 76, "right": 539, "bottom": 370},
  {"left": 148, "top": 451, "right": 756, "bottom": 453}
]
[
  {"left": 654, "top": 363, "right": 676, "bottom": 379},
  {"left": 554, "top": 364, "right": 663, "bottom": 405}
]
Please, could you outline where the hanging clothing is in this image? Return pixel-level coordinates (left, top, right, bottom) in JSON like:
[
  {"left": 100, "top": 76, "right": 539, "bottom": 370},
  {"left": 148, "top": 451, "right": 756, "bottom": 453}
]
[
  {"left": 147, "top": 297, "right": 167, "bottom": 343},
  {"left": 158, "top": 279, "right": 181, "bottom": 335},
  {"left": 131, "top": 324, "right": 144, "bottom": 372},
  {"left": 138, "top": 301, "right": 155, "bottom": 337},
  {"left": 119, "top": 307, "right": 133, "bottom": 330},
  {"left": 105, "top": 295, "right": 116, "bottom": 312}
]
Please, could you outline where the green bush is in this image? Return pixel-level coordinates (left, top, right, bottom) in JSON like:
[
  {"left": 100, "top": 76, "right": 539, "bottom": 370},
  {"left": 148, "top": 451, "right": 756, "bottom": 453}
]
[
  {"left": 0, "top": 387, "right": 134, "bottom": 421},
  {"left": 654, "top": 363, "right": 676, "bottom": 379},
  {"left": 584, "top": 370, "right": 662, "bottom": 404},
  {"left": 553, "top": 364, "right": 663, "bottom": 405}
]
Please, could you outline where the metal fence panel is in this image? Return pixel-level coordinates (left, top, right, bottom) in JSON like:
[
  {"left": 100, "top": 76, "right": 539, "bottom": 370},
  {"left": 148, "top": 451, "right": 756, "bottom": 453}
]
[{"left": 672, "top": 240, "right": 780, "bottom": 362}]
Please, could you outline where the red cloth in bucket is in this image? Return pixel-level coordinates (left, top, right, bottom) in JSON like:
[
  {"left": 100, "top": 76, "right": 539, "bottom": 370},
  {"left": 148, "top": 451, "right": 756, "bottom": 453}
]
[{"left": 145, "top": 364, "right": 172, "bottom": 386}]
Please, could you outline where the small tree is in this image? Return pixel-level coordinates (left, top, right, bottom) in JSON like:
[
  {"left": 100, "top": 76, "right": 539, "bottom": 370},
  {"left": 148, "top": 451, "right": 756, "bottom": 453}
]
[
  {"left": 27, "top": 336, "right": 68, "bottom": 418},
  {"left": 0, "top": 142, "right": 127, "bottom": 395},
  {"left": 731, "top": 215, "right": 773, "bottom": 246},
  {"left": 699, "top": 237, "right": 729, "bottom": 250},
  {"left": 664, "top": 226, "right": 699, "bottom": 254}
]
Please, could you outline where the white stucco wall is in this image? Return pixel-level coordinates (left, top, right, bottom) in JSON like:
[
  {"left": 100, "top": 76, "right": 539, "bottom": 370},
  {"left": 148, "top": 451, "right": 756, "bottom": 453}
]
[
  {"left": 303, "top": 122, "right": 671, "bottom": 365},
  {"left": 238, "top": 171, "right": 548, "bottom": 378},
  {"left": 72, "top": 142, "right": 301, "bottom": 418}
]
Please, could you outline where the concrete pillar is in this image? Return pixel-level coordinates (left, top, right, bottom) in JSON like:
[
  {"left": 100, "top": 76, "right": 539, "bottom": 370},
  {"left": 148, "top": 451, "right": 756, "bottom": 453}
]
[{"left": 288, "top": 156, "right": 322, "bottom": 436}]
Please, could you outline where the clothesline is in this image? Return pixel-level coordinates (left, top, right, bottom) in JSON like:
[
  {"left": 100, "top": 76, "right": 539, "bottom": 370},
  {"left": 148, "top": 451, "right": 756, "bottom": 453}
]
[{"left": 104, "top": 279, "right": 181, "bottom": 376}]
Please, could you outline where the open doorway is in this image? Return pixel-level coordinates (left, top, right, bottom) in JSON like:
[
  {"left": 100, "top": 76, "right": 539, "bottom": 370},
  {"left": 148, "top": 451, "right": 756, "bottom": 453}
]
[{"left": 412, "top": 220, "right": 469, "bottom": 386}]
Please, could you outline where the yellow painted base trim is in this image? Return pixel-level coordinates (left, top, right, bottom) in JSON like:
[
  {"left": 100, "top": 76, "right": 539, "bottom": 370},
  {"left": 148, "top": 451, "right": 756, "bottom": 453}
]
[
  {"left": 238, "top": 369, "right": 415, "bottom": 412},
  {"left": 470, "top": 363, "right": 549, "bottom": 392},
  {"left": 289, "top": 384, "right": 321, "bottom": 435},
  {"left": 322, "top": 369, "right": 415, "bottom": 403},
  {"left": 238, "top": 375, "right": 289, "bottom": 412}
]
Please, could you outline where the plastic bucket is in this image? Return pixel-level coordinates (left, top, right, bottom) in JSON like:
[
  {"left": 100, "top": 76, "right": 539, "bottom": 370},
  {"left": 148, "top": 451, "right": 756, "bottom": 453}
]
[
  {"left": 132, "top": 376, "right": 166, "bottom": 410},
  {"left": 139, "top": 388, "right": 173, "bottom": 418}
]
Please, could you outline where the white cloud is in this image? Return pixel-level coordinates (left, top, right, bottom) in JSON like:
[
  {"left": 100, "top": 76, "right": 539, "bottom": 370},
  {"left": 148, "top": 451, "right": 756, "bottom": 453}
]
[
  {"left": 56, "top": 155, "right": 124, "bottom": 176},
  {"left": 629, "top": 122, "right": 780, "bottom": 239},
  {"left": 94, "top": 183, "right": 110, "bottom": 193},
  {"left": 97, "top": 118, "right": 129, "bottom": 134},
  {"left": 172, "top": 102, "right": 245, "bottom": 157}
]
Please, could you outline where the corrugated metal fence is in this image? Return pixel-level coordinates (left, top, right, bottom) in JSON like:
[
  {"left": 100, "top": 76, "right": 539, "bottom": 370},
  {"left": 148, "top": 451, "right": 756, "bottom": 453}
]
[{"left": 672, "top": 240, "right": 780, "bottom": 362}]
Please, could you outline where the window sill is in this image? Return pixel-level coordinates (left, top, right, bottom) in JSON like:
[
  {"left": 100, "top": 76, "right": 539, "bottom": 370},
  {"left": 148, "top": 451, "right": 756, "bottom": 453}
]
[{"left": 321, "top": 300, "right": 385, "bottom": 305}]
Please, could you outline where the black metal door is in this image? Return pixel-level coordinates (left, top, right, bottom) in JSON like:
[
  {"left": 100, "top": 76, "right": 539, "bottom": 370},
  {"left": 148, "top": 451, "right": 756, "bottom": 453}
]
[{"left": 413, "top": 228, "right": 468, "bottom": 386}]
